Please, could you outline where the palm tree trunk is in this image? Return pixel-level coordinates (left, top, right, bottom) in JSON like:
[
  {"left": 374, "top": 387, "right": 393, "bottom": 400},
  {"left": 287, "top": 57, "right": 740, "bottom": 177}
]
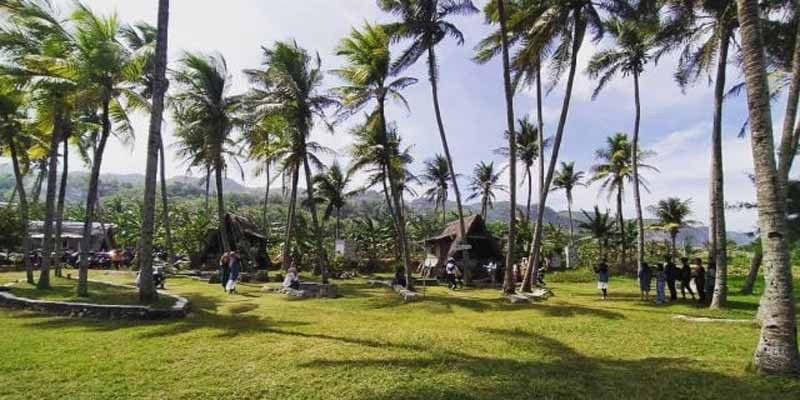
[
  {"left": 282, "top": 164, "right": 299, "bottom": 270},
  {"left": 567, "top": 191, "right": 575, "bottom": 246},
  {"left": 498, "top": 0, "right": 517, "bottom": 295},
  {"left": 632, "top": 70, "right": 645, "bottom": 274},
  {"left": 736, "top": 0, "right": 800, "bottom": 375},
  {"left": 777, "top": 9, "right": 800, "bottom": 185},
  {"left": 137, "top": 0, "right": 168, "bottom": 303},
  {"left": 39, "top": 110, "right": 63, "bottom": 289},
  {"left": 671, "top": 232, "right": 678, "bottom": 263},
  {"left": 710, "top": 26, "right": 731, "bottom": 309},
  {"left": 214, "top": 153, "right": 230, "bottom": 254},
  {"left": 6, "top": 186, "right": 16, "bottom": 206},
  {"left": 741, "top": 249, "right": 762, "bottom": 295},
  {"left": 522, "top": 23, "right": 584, "bottom": 292},
  {"left": 335, "top": 207, "right": 341, "bottom": 242},
  {"left": 616, "top": 186, "right": 625, "bottom": 271},
  {"left": 427, "top": 46, "right": 470, "bottom": 284},
  {"left": 204, "top": 165, "right": 210, "bottom": 213},
  {"left": 31, "top": 160, "right": 45, "bottom": 205},
  {"left": 54, "top": 135, "right": 68, "bottom": 278},
  {"left": 159, "top": 136, "right": 173, "bottom": 270},
  {"left": 526, "top": 166, "right": 532, "bottom": 222},
  {"left": 5, "top": 127, "right": 34, "bottom": 284},
  {"left": 263, "top": 161, "right": 270, "bottom": 231},
  {"left": 302, "top": 153, "right": 328, "bottom": 284}
]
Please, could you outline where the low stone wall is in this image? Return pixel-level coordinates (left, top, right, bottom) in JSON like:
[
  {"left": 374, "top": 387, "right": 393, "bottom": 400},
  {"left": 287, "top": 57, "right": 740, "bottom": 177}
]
[{"left": 0, "top": 280, "right": 190, "bottom": 320}]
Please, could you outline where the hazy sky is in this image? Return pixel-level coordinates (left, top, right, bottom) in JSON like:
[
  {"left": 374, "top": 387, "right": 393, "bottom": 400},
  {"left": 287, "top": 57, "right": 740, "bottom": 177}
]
[{"left": 9, "top": 0, "right": 790, "bottom": 231}]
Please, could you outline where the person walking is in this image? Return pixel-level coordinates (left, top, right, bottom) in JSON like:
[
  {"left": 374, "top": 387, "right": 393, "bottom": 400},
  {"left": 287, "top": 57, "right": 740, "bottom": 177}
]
[
  {"left": 678, "top": 257, "right": 696, "bottom": 300},
  {"left": 663, "top": 256, "right": 678, "bottom": 301},
  {"left": 655, "top": 264, "right": 666, "bottom": 304},
  {"left": 638, "top": 262, "right": 653, "bottom": 301},
  {"left": 693, "top": 258, "right": 706, "bottom": 304},
  {"left": 219, "top": 252, "right": 231, "bottom": 292},
  {"left": 445, "top": 257, "right": 459, "bottom": 290},
  {"left": 594, "top": 260, "right": 610, "bottom": 300},
  {"left": 226, "top": 251, "right": 242, "bottom": 294}
]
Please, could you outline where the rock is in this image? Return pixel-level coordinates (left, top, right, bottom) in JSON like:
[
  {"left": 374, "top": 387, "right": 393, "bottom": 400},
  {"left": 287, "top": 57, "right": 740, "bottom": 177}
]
[
  {"left": 506, "top": 294, "right": 530, "bottom": 304},
  {"left": 521, "top": 287, "right": 554, "bottom": 301}
]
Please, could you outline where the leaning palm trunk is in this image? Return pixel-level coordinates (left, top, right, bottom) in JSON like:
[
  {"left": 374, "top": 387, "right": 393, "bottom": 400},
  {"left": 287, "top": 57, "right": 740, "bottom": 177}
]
[
  {"left": 498, "top": 0, "right": 517, "bottom": 295},
  {"left": 39, "top": 112, "right": 63, "bottom": 289},
  {"left": 741, "top": 250, "right": 762, "bottom": 295},
  {"left": 214, "top": 153, "right": 230, "bottom": 254},
  {"left": 54, "top": 136, "right": 68, "bottom": 277},
  {"left": 78, "top": 97, "right": 112, "bottom": 297},
  {"left": 427, "top": 47, "right": 470, "bottom": 284},
  {"left": 632, "top": 71, "right": 645, "bottom": 274},
  {"left": 302, "top": 153, "right": 328, "bottom": 284},
  {"left": 710, "top": 27, "right": 731, "bottom": 309},
  {"left": 159, "top": 137, "right": 173, "bottom": 270},
  {"left": 736, "top": 0, "right": 800, "bottom": 376},
  {"left": 281, "top": 164, "right": 300, "bottom": 270},
  {"left": 522, "top": 24, "right": 583, "bottom": 292},
  {"left": 138, "top": 0, "right": 169, "bottom": 303},
  {"left": 5, "top": 128, "right": 34, "bottom": 284},
  {"left": 777, "top": 7, "right": 800, "bottom": 185}
]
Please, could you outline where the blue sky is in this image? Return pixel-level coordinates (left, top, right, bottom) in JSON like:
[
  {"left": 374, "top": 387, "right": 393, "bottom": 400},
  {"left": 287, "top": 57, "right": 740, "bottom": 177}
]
[{"left": 36, "top": 0, "right": 795, "bottom": 231}]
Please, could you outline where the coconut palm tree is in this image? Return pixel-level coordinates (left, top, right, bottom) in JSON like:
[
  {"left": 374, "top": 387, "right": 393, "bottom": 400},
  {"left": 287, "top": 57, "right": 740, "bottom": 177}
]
[
  {"left": 495, "top": 117, "right": 551, "bottom": 222},
  {"left": 0, "top": 79, "right": 34, "bottom": 284},
  {"left": 660, "top": 0, "right": 738, "bottom": 308},
  {"left": 586, "top": 5, "right": 660, "bottom": 274},
  {"left": 171, "top": 52, "right": 241, "bottom": 258},
  {"left": 590, "top": 133, "right": 656, "bottom": 271},
  {"left": 420, "top": 154, "right": 451, "bottom": 224},
  {"left": 313, "top": 161, "right": 358, "bottom": 241},
  {"left": 243, "top": 41, "right": 335, "bottom": 283},
  {"left": 332, "top": 22, "right": 417, "bottom": 288},
  {"left": 137, "top": 0, "right": 169, "bottom": 303},
  {"left": 551, "top": 161, "right": 585, "bottom": 249},
  {"left": 467, "top": 161, "right": 507, "bottom": 220},
  {"left": 378, "top": 0, "right": 479, "bottom": 263},
  {"left": 648, "top": 197, "right": 694, "bottom": 262},
  {"left": 579, "top": 206, "right": 616, "bottom": 261},
  {"left": 735, "top": 0, "right": 800, "bottom": 375}
]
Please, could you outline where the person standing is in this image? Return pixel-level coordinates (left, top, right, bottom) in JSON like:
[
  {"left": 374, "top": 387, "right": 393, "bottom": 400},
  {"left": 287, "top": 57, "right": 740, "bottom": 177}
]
[
  {"left": 226, "top": 251, "right": 241, "bottom": 294},
  {"left": 655, "top": 264, "right": 666, "bottom": 304},
  {"left": 638, "top": 262, "right": 653, "bottom": 301},
  {"left": 663, "top": 256, "right": 678, "bottom": 301},
  {"left": 445, "top": 257, "right": 458, "bottom": 290},
  {"left": 219, "top": 252, "right": 231, "bottom": 292},
  {"left": 705, "top": 261, "right": 716, "bottom": 302},
  {"left": 693, "top": 258, "right": 706, "bottom": 304},
  {"left": 678, "top": 257, "right": 696, "bottom": 300},
  {"left": 594, "top": 260, "right": 610, "bottom": 300}
]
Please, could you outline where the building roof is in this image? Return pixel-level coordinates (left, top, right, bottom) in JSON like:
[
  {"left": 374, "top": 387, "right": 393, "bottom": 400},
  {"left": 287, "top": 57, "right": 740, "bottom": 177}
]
[
  {"left": 29, "top": 221, "right": 114, "bottom": 237},
  {"left": 425, "top": 214, "right": 483, "bottom": 243}
]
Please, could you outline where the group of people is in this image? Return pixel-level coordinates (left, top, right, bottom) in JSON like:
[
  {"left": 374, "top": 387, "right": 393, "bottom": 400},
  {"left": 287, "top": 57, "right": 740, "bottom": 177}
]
[
  {"left": 635, "top": 256, "right": 717, "bottom": 304},
  {"left": 218, "top": 250, "right": 242, "bottom": 294}
]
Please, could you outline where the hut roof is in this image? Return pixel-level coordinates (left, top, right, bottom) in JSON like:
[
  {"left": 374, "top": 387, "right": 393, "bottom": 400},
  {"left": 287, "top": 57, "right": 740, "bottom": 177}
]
[
  {"left": 226, "top": 213, "right": 266, "bottom": 241},
  {"left": 425, "top": 214, "right": 484, "bottom": 243}
]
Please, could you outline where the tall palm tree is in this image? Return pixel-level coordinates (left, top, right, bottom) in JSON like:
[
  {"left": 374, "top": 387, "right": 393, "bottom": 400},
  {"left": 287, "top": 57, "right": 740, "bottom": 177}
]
[
  {"left": 648, "top": 197, "right": 694, "bottom": 262},
  {"left": 378, "top": 0, "right": 479, "bottom": 267},
  {"left": 551, "top": 161, "right": 585, "bottom": 250},
  {"left": 735, "top": 0, "right": 800, "bottom": 375},
  {"left": 0, "top": 78, "right": 34, "bottom": 284},
  {"left": 660, "top": 0, "right": 737, "bottom": 308},
  {"left": 137, "top": 0, "right": 169, "bottom": 303},
  {"left": 420, "top": 154, "right": 451, "bottom": 224},
  {"left": 586, "top": 5, "right": 660, "bottom": 275},
  {"left": 313, "top": 161, "right": 358, "bottom": 241},
  {"left": 332, "top": 22, "right": 417, "bottom": 288},
  {"left": 591, "top": 133, "right": 656, "bottom": 270},
  {"left": 495, "top": 117, "right": 550, "bottom": 222},
  {"left": 243, "top": 41, "right": 335, "bottom": 283},
  {"left": 171, "top": 52, "right": 241, "bottom": 257},
  {"left": 579, "top": 206, "right": 615, "bottom": 261},
  {"left": 71, "top": 3, "right": 136, "bottom": 296},
  {"left": 467, "top": 161, "right": 507, "bottom": 220}
]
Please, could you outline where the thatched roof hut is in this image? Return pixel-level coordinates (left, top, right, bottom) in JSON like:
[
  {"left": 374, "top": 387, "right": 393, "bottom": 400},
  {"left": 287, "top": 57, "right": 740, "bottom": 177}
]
[
  {"left": 201, "top": 213, "right": 269, "bottom": 270},
  {"left": 422, "top": 215, "right": 502, "bottom": 276}
]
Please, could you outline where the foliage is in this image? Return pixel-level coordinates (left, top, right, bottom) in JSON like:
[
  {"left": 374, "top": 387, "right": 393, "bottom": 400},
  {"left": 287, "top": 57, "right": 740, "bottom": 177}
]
[{"left": 0, "top": 205, "right": 23, "bottom": 250}]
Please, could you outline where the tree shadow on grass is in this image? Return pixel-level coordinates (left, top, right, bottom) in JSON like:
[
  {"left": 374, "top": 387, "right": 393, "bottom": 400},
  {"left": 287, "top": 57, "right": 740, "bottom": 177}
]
[{"left": 298, "top": 328, "right": 799, "bottom": 400}]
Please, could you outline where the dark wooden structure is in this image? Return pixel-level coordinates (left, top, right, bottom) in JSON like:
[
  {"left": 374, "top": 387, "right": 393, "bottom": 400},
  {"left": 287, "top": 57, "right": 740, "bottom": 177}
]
[
  {"left": 201, "top": 213, "right": 269, "bottom": 270},
  {"left": 421, "top": 215, "right": 502, "bottom": 278}
]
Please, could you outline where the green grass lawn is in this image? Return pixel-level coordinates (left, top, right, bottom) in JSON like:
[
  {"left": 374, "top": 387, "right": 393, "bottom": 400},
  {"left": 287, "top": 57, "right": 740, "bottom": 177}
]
[
  {"left": 5, "top": 274, "right": 176, "bottom": 308},
  {"left": 0, "top": 269, "right": 798, "bottom": 400}
]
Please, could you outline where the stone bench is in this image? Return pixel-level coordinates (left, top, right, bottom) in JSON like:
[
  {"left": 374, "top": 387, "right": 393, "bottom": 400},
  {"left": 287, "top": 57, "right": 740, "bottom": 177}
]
[{"left": 368, "top": 280, "right": 420, "bottom": 302}]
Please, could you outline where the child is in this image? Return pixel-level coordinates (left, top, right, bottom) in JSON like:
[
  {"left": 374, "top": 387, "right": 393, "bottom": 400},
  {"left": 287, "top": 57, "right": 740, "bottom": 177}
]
[
  {"left": 594, "top": 261, "right": 610, "bottom": 300},
  {"left": 655, "top": 264, "right": 666, "bottom": 304}
]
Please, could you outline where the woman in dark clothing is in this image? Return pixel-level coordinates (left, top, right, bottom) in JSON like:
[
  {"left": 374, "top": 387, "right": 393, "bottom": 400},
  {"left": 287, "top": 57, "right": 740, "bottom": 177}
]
[
  {"left": 219, "top": 252, "right": 230, "bottom": 291},
  {"left": 226, "top": 251, "right": 242, "bottom": 294},
  {"left": 693, "top": 258, "right": 706, "bottom": 304},
  {"left": 679, "top": 257, "right": 696, "bottom": 300},
  {"left": 638, "top": 262, "right": 653, "bottom": 301}
]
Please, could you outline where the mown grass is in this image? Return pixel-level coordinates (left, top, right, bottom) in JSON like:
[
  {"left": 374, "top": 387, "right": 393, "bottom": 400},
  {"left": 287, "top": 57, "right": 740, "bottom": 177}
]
[
  {"left": 0, "top": 269, "right": 798, "bottom": 400},
  {"left": 6, "top": 274, "right": 176, "bottom": 308}
]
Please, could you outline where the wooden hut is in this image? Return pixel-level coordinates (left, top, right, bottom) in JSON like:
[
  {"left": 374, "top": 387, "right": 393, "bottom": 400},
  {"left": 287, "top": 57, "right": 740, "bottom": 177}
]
[
  {"left": 201, "top": 213, "right": 270, "bottom": 270},
  {"left": 421, "top": 215, "right": 502, "bottom": 278}
]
